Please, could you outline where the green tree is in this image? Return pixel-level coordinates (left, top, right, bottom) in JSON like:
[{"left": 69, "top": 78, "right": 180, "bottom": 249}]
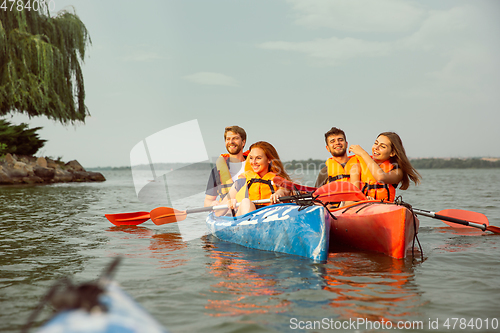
[
  {"left": 0, "top": 6, "right": 91, "bottom": 124},
  {"left": 0, "top": 119, "right": 46, "bottom": 155}
]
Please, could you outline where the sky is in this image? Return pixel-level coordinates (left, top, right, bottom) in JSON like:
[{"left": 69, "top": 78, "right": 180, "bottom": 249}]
[{"left": 6, "top": 0, "right": 500, "bottom": 167}]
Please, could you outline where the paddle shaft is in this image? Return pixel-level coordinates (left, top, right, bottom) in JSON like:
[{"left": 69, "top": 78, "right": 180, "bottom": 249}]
[
  {"left": 192, "top": 199, "right": 270, "bottom": 214},
  {"left": 413, "top": 209, "right": 487, "bottom": 231},
  {"left": 201, "top": 194, "right": 314, "bottom": 214},
  {"left": 277, "top": 178, "right": 493, "bottom": 230}
]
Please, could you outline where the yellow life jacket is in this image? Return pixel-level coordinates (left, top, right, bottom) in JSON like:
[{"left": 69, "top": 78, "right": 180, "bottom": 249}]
[
  {"left": 325, "top": 156, "right": 357, "bottom": 183},
  {"left": 235, "top": 170, "right": 278, "bottom": 203},
  {"left": 214, "top": 151, "right": 248, "bottom": 199},
  {"left": 359, "top": 157, "right": 397, "bottom": 202}
]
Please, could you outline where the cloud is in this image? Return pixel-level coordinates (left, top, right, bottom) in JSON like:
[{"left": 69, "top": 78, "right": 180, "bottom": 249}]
[
  {"left": 258, "top": 1, "right": 500, "bottom": 112},
  {"left": 287, "top": 0, "right": 425, "bottom": 32},
  {"left": 402, "top": 6, "right": 471, "bottom": 52},
  {"left": 260, "top": 37, "right": 391, "bottom": 65},
  {"left": 402, "top": 5, "right": 500, "bottom": 99},
  {"left": 261, "top": 3, "right": 497, "bottom": 74},
  {"left": 427, "top": 48, "right": 492, "bottom": 85},
  {"left": 183, "top": 72, "right": 239, "bottom": 86}
]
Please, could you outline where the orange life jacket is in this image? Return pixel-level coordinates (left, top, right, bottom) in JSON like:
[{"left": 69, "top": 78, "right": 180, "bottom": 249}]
[
  {"left": 214, "top": 151, "right": 249, "bottom": 199},
  {"left": 235, "top": 170, "right": 278, "bottom": 203},
  {"left": 325, "top": 156, "right": 357, "bottom": 183},
  {"left": 359, "top": 158, "right": 397, "bottom": 202}
]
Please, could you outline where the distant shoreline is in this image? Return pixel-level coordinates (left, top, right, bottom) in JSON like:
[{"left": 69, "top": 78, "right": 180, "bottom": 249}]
[{"left": 89, "top": 157, "right": 500, "bottom": 171}]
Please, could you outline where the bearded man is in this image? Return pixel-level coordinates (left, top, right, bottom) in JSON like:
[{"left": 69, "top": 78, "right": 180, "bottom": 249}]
[
  {"left": 315, "top": 127, "right": 357, "bottom": 188},
  {"left": 204, "top": 126, "right": 248, "bottom": 207}
]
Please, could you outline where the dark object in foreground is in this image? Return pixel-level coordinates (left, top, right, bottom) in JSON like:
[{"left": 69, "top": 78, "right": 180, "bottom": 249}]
[{"left": 22, "top": 257, "right": 169, "bottom": 333}]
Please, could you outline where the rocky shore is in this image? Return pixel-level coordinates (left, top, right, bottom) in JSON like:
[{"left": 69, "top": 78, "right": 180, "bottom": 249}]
[{"left": 0, "top": 153, "right": 106, "bottom": 185}]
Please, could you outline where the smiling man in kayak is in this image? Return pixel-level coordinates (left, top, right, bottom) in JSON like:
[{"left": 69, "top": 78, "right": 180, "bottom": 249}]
[
  {"left": 204, "top": 126, "right": 248, "bottom": 207},
  {"left": 315, "top": 127, "right": 358, "bottom": 188}
]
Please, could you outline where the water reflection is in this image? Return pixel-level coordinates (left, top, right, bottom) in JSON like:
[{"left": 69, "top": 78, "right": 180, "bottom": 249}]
[
  {"left": 203, "top": 236, "right": 424, "bottom": 325},
  {"left": 434, "top": 227, "right": 484, "bottom": 253},
  {"left": 107, "top": 225, "right": 155, "bottom": 238},
  {"left": 323, "top": 251, "right": 423, "bottom": 322},
  {"left": 150, "top": 232, "right": 188, "bottom": 268},
  {"left": 105, "top": 227, "right": 188, "bottom": 268},
  {"left": 202, "top": 235, "right": 322, "bottom": 317},
  {"left": 435, "top": 226, "right": 484, "bottom": 236}
]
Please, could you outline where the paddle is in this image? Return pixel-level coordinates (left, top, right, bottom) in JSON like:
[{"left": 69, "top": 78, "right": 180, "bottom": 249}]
[
  {"left": 104, "top": 196, "right": 312, "bottom": 227},
  {"left": 438, "top": 209, "right": 488, "bottom": 228},
  {"left": 412, "top": 208, "right": 500, "bottom": 234},
  {"left": 106, "top": 178, "right": 498, "bottom": 233},
  {"left": 105, "top": 211, "right": 151, "bottom": 226},
  {"left": 273, "top": 176, "right": 368, "bottom": 202},
  {"left": 105, "top": 179, "right": 356, "bottom": 226},
  {"left": 274, "top": 177, "right": 500, "bottom": 234},
  {"left": 149, "top": 194, "right": 319, "bottom": 225},
  {"left": 150, "top": 180, "right": 369, "bottom": 225}
]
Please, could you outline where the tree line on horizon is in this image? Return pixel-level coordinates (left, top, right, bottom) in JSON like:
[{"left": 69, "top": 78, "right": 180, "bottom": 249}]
[
  {"left": 284, "top": 158, "right": 500, "bottom": 170},
  {"left": 285, "top": 158, "right": 500, "bottom": 170},
  {"left": 89, "top": 157, "right": 500, "bottom": 171}
]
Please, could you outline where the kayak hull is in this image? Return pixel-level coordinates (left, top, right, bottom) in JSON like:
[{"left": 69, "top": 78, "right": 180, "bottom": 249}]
[
  {"left": 206, "top": 202, "right": 418, "bottom": 261},
  {"left": 330, "top": 202, "right": 419, "bottom": 259},
  {"left": 206, "top": 203, "right": 331, "bottom": 262}
]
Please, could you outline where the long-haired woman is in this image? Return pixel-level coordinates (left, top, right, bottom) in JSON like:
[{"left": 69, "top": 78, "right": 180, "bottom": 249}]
[
  {"left": 349, "top": 132, "right": 421, "bottom": 202},
  {"left": 220, "top": 141, "right": 291, "bottom": 216}
]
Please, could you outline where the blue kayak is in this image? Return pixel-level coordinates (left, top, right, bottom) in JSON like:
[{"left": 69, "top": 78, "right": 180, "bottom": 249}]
[
  {"left": 206, "top": 203, "right": 331, "bottom": 262},
  {"left": 36, "top": 282, "right": 168, "bottom": 333},
  {"left": 26, "top": 258, "right": 169, "bottom": 333}
]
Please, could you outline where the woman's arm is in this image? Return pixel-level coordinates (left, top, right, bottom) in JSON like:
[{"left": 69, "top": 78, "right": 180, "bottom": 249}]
[
  {"left": 349, "top": 161, "right": 362, "bottom": 190},
  {"left": 349, "top": 145, "right": 402, "bottom": 185}
]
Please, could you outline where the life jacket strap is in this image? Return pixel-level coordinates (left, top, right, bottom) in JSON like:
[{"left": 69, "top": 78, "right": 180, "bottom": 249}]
[
  {"left": 247, "top": 178, "right": 275, "bottom": 194},
  {"left": 327, "top": 174, "right": 350, "bottom": 182},
  {"left": 362, "top": 183, "right": 391, "bottom": 201},
  {"left": 216, "top": 183, "right": 233, "bottom": 198}
]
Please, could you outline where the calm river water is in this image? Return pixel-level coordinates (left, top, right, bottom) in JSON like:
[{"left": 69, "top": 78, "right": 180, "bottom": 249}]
[{"left": 1, "top": 168, "right": 499, "bottom": 333}]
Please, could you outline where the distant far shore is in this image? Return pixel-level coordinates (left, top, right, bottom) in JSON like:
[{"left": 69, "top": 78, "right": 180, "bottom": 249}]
[
  {"left": 89, "top": 157, "right": 500, "bottom": 171},
  {"left": 285, "top": 157, "right": 500, "bottom": 170}
]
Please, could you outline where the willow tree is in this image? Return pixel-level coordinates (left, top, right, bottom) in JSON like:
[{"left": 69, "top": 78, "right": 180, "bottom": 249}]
[{"left": 0, "top": 7, "right": 91, "bottom": 124}]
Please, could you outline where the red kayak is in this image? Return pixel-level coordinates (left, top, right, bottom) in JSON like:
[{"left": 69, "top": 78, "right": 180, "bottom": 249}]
[{"left": 329, "top": 201, "right": 419, "bottom": 259}]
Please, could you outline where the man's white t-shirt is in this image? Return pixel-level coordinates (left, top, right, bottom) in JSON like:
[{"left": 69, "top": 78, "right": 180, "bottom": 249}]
[{"left": 229, "top": 161, "right": 246, "bottom": 182}]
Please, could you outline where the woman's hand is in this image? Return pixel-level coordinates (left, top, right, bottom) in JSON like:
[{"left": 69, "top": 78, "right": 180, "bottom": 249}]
[
  {"left": 349, "top": 144, "right": 367, "bottom": 156},
  {"left": 227, "top": 198, "right": 238, "bottom": 210},
  {"left": 270, "top": 193, "right": 280, "bottom": 204},
  {"left": 270, "top": 188, "right": 288, "bottom": 204}
]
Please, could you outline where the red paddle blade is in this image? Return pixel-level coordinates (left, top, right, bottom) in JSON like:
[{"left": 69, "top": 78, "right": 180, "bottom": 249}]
[
  {"left": 438, "top": 209, "right": 489, "bottom": 228},
  {"left": 150, "top": 207, "right": 187, "bottom": 225},
  {"left": 314, "top": 182, "right": 367, "bottom": 202},
  {"left": 105, "top": 212, "right": 150, "bottom": 226},
  {"left": 486, "top": 225, "right": 500, "bottom": 234}
]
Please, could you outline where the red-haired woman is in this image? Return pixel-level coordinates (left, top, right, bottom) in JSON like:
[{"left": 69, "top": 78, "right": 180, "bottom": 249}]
[
  {"left": 220, "top": 141, "right": 292, "bottom": 216},
  {"left": 349, "top": 132, "right": 421, "bottom": 202}
]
